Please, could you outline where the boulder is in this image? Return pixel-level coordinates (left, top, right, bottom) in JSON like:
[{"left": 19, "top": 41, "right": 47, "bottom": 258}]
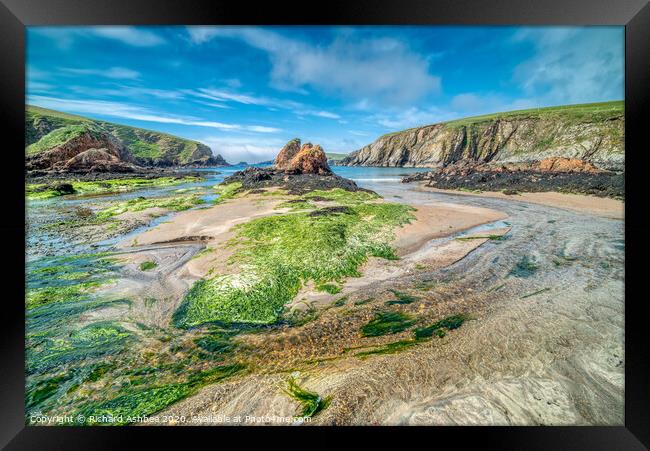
[
  {"left": 285, "top": 144, "right": 332, "bottom": 175},
  {"left": 274, "top": 138, "right": 302, "bottom": 170}
]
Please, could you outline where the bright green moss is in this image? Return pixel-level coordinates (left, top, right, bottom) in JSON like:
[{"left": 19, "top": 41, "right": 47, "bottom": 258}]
[
  {"left": 26, "top": 279, "right": 109, "bottom": 309},
  {"left": 315, "top": 282, "right": 342, "bottom": 294},
  {"left": 173, "top": 194, "right": 414, "bottom": 327},
  {"left": 26, "top": 176, "right": 202, "bottom": 200},
  {"left": 96, "top": 194, "right": 204, "bottom": 220},
  {"left": 139, "top": 261, "right": 157, "bottom": 271},
  {"left": 213, "top": 182, "right": 243, "bottom": 204},
  {"left": 75, "top": 364, "right": 245, "bottom": 425},
  {"left": 303, "top": 188, "right": 380, "bottom": 205},
  {"left": 27, "top": 322, "right": 133, "bottom": 375}
]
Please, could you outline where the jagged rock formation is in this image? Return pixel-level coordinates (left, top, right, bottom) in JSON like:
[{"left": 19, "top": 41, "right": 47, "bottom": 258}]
[
  {"left": 285, "top": 143, "right": 332, "bottom": 175},
  {"left": 274, "top": 138, "right": 302, "bottom": 170},
  {"left": 25, "top": 105, "right": 229, "bottom": 171},
  {"left": 224, "top": 139, "right": 355, "bottom": 194},
  {"left": 341, "top": 101, "right": 624, "bottom": 172},
  {"left": 274, "top": 139, "right": 332, "bottom": 175},
  {"left": 25, "top": 124, "right": 137, "bottom": 172}
]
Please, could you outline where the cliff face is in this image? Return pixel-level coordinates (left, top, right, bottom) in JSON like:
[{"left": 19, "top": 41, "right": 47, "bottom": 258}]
[
  {"left": 341, "top": 102, "right": 624, "bottom": 172},
  {"left": 26, "top": 106, "right": 229, "bottom": 168}
]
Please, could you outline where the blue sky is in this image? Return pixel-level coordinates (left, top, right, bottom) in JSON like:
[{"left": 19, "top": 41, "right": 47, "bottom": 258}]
[{"left": 27, "top": 26, "right": 624, "bottom": 163}]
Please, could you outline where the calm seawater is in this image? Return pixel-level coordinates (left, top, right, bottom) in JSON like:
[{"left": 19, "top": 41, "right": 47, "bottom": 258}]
[{"left": 186, "top": 163, "right": 430, "bottom": 193}]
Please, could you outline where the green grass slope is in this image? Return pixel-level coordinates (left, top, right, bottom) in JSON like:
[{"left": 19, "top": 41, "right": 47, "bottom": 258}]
[
  {"left": 380, "top": 101, "right": 623, "bottom": 139},
  {"left": 26, "top": 105, "right": 222, "bottom": 166}
]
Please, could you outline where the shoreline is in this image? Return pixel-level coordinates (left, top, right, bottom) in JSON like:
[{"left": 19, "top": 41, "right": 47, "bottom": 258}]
[{"left": 413, "top": 183, "right": 624, "bottom": 220}]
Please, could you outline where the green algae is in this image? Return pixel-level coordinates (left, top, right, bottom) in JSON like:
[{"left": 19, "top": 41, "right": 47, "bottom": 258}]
[
  {"left": 75, "top": 363, "right": 245, "bottom": 425},
  {"left": 509, "top": 256, "right": 540, "bottom": 278},
  {"left": 26, "top": 176, "right": 202, "bottom": 200},
  {"left": 315, "top": 282, "right": 342, "bottom": 294},
  {"left": 414, "top": 314, "right": 468, "bottom": 339},
  {"left": 213, "top": 182, "right": 243, "bottom": 204},
  {"left": 139, "top": 261, "right": 157, "bottom": 271},
  {"left": 285, "top": 377, "right": 331, "bottom": 418},
  {"left": 355, "top": 339, "right": 421, "bottom": 359},
  {"left": 26, "top": 280, "right": 110, "bottom": 309},
  {"left": 173, "top": 191, "right": 415, "bottom": 328},
  {"left": 332, "top": 296, "right": 347, "bottom": 307},
  {"left": 361, "top": 312, "right": 416, "bottom": 337},
  {"left": 521, "top": 287, "right": 551, "bottom": 299},
  {"left": 385, "top": 289, "right": 419, "bottom": 305},
  {"left": 27, "top": 322, "right": 133, "bottom": 375},
  {"left": 96, "top": 194, "right": 205, "bottom": 220}
]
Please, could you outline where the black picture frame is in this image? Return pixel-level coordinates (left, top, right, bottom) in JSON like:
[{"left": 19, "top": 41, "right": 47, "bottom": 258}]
[{"left": 1, "top": 0, "right": 648, "bottom": 448}]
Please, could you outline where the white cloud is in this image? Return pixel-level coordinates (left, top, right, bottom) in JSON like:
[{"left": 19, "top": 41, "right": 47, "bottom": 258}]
[
  {"left": 89, "top": 27, "right": 165, "bottom": 47},
  {"left": 32, "top": 27, "right": 165, "bottom": 48},
  {"left": 27, "top": 96, "right": 281, "bottom": 133},
  {"left": 200, "top": 135, "right": 287, "bottom": 163},
  {"left": 60, "top": 66, "right": 141, "bottom": 80},
  {"left": 372, "top": 106, "right": 455, "bottom": 130},
  {"left": 512, "top": 27, "right": 624, "bottom": 104},
  {"left": 311, "top": 111, "right": 341, "bottom": 120},
  {"left": 188, "top": 27, "right": 441, "bottom": 106},
  {"left": 450, "top": 93, "right": 536, "bottom": 115}
]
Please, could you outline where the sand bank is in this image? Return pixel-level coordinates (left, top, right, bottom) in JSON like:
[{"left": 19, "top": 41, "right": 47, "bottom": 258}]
[{"left": 416, "top": 185, "right": 623, "bottom": 220}]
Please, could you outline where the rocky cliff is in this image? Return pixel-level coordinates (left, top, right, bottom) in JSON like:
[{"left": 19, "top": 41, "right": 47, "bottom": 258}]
[
  {"left": 341, "top": 101, "right": 624, "bottom": 172},
  {"left": 26, "top": 106, "right": 229, "bottom": 169}
]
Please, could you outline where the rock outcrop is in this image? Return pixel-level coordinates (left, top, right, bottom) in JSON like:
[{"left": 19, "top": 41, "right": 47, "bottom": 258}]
[
  {"left": 401, "top": 157, "right": 624, "bottom": 199},
  {"left": 25, "top": 126, "right": 133, "bottom": 171},
  {"left": 223, "top": 139, "right": 355, "bottom": 194},
  {"left": 285, "top": 143, "right": 332, "bottom": 175},
  {"left": 341, "top": 101, "right": 624, "bottom": 172},
  {"left": 26, "top": 105, "right": 229, "bottom": 172},
  {"left": 274, "top": 138, "right": 302, "bottom": 170}
]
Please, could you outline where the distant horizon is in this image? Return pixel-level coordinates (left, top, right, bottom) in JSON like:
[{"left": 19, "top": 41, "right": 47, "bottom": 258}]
[
  {"left": 27, "top": 26, "right": 624, "bottom": 163},
  {"left": 26, "top": 99, "right": 624, "bottom": 164}
]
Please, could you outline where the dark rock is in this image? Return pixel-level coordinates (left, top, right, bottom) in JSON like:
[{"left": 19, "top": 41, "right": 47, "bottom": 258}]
[
  {"left": 308, "top": 206, "right": 356, "bottom": 217},
  {"left": 52, "top": 183, "right": 76, "bottom": 195}
]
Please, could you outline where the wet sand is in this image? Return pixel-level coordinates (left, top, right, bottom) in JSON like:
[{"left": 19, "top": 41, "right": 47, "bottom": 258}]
[
  {"left": 156, "top": 184, "right": 623, "bottom": 426},
  {"left": 416, "top": 184, "right": 624, "bottom": 220}
]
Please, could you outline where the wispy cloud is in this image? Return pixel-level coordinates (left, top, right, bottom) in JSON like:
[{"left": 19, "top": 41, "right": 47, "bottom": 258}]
[
  {"left": 512, "top": 27, "right": 624, "bottom": 104},
  {"left": 200, "top": 135, "right": 287, "bottom": 163},
  {"left": 32, "top": 26, "right": 166, "bottom": 48},
  {"left": 90, "top": 27, "right": 165, "bottom": 47},
  {"left": 187, "top": 27, "right": 441, "bottom": 106},
  {"left": 60, "top": 66, "right": 141, "bottom": 80},
  {"left": 371, "top": 107, "right": 455, "bottom": 129},
  {"left": 310, "top": 111, "right": 341, "bottom": 120},
  {"left": 28, "top": 96, "right": 282, "bottom": 133}
]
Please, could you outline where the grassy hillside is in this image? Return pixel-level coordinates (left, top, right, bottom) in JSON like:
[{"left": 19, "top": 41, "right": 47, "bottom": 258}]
[
  {"left": 26, "top": 105, "right": 219, "bottom": 166},
  {"left": 345, "top": 101, "right": 624, "bottom": 171},
  {"left": 381, "top": 101, "right": 624, "bottom": 138}
]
